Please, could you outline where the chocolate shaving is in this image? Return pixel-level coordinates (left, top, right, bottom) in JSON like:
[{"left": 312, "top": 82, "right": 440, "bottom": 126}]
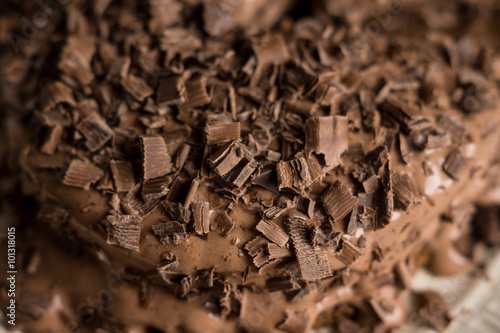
[
  {"left": 106, "top": 215, "right": 142, "bottom": 251},
  {"left": 58, "top": 36, "right": 95, "bottom": 86},
  {"left": 192, "top": 201, "right": 210, "bottom": 235},
  {"left": 63, "top": 160, "right": 103, "bottom": 190},
  {"left": 142, "top": 176, "right": 171, "bottom": 202},
  {"left": 277, "top": 157, "right": 312, "bottom": 193},
  {"left": 205, "top": 122, "right": 241, "bottom": 145},
  {"left": 304, "top": 116, "right": 348, "bottom": 168},
  {"left": 252, "top": 34, "right": 289, "bottom": 66},
  {"left": 41, "top": 125, "right": 63, "bottom": 155},
  {"left": 263, "top": 196, "right": 294, "bottom": 219},
  {"left": 347, "top": 201, "right": 361, "bottom": 236},
  {"left": 162, "top": 201, "right": 191, "bottom": 224},
  {"left": 382, "top": 95, "right": 430, "bottom": 133},
  {"left": 253, "top": 250, "right": 271, "bottom": 268},
  {"left": 245, "top": 236, "right": 268, "bottom": 257},
  {"left": 152, "top": 221, "right": 187, "bottom": 245},
  {"left": 180, "top": 276, "right": 193, "bottom": 297},
  {"left": 165, "top": 177, "right": 190, "bottom": 203},
  {"left": 437, "top": 115, "right": 466, "bottom": 145},
  {"left": 106, "top": 56, "right": 130, "bottom": 83},
  {"left": 312, "top": 227, "right": 340, "bottom": 248},
  {"left": 287, "top": 216, "right": 332, "bottom": 281},
  {"left": 362, "top": 175, "right": 379, "bottom": 194},
  {"left": 414, "top": 291, "right": 451, "bottom": 332},
  {"left": 121, "top": 75, "right": 154, "bottom": 102},
  {"left": 425, "top": 131, "right": 451, "bottom": 149},
  {"left": 294, "top": 196, "right": 315, "bottom": 219},
  {"left": 232, "top": 159, "right": 259, "bottom": 188},
  {"left": 256, "top": 220, "right": 289, "bottom": 248},
  {"left": 266, "top": 276, "right": 299, "bottom": 292},
  {"left": 278, "top": 310, "right": 311, "bottom": 333},
  {"left": 268, "top": 243, "right": 292, "bottom": 259},
  {"left": 184, "top": 178, "right": 200, "bottom": 208},
  {"left": 110, "top": 160, "right": 135, "bottom": 192},
  {"left": 336, "top": 238, "right": 363, "bottom": 266},
  {"left": 175, "top": 144, "right": 191, "bottom": 170},
  {"left": 179, "top": 76, "right": 211, "bottom": 110},
  {"left": 76, "top": 113, "right": 114, "bottom": 152},
  {"left": 156, "top": 250, "right": 178, "bottom": 269},
  {"left": 121, "top": 184, "right": 159, "bottom": 217},
  {"left": 443, "top": 148, "right": 465, "bottom": 180},
  {"left": 207, "top": 140, "right": 252, "bottom": 178},
  {"left": 372, "top": 163, "right": 393, "bottom": 230},
  {"left": 213, "top": 211, "right": 234, "bottom": 236},
  {"left": 252, "top": 169, "right": 280, "bottom": 195},
  {"left": 322, "top": 180, "right": 359, "bottom": 222},
  {"left": 392, "top": 172, "right": 421, "bottom": 212},
  {"left": 156, "top": 75, "right": 185, "bottom": 105},
  {"left": 41, "top": 81, "right": 76, "bottom": 111},
  {"left": 140, "top": 135, "right": 173, "bottom": 180},
  {"left": 399, "top": 133, "right": 415, "bottom": 164},
  {"left": 366, "top": 146, "right": 389, "bottom": 175}
]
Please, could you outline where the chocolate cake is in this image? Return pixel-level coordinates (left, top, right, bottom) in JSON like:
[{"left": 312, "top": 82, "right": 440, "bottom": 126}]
[{"left": 1, "top": 0, "right": 500, "bottom": 332}]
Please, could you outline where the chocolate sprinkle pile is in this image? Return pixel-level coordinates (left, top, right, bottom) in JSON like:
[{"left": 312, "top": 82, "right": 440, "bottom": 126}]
[{"left": 2, "top": 0, "right": 500, "bottom": 332}]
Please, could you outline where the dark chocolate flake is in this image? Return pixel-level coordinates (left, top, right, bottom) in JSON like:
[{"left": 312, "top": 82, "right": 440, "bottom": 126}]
[
  {"left": 232, "top": 159, "right": 258, "bottom": 188},
  {"left": 140, "top": 135, "right": 173, "bottom": 180},
  {"left": 437, "top": 115, "right": 465, "bottom": 145},
  {"left": 362, "top": 175, "right": 379, "bottom": 194},
  {"left": 156, "top": 75, "right": 186, "bottom": 105},
  {"left": 322, "top": 180, "right": 359, "bottom": 222},
  {"left": 192, "top": 201, "right": 210, "bottom": 235},
  {"left": 256, "top": 220, "right": 289, "bottom": 247},
  {"left": 252, "top": 34, "right": 289, "bottom": 65},
  {"left": 63, "top": 160, "right": 103, "bottom": 190},
  {"left": 263, "top": 197, "right": 294, "bottom": 219},
  {"left": 214, "top": 211, "right": 234, "bottom": 236},
  {"left": 336, "top": 238, "right": 363, "bottom": 266},
  {"left": 372, "top": 163, "right": 393, "bottom": 230},
  {"left": 152, "top": 221, "right": 187, "bottom": 245},
  {"left": 106, "top": 215, "right": 142, "bottom": 251},
  {"left": 304, "top": 116, "right": 348, "bottom": 169},
  {"left": 245, "top": 236, "right": 268, "bottom": 257},
  {"left": 414, "top": 292, "right": 451, "bottom": 332},
  {"left": 268, "top": 243, "right": 292, "bottom": 259},
  {"left": 179, "top": 76, "right": 211, "bottom": 110},
  {"left": 110, "top": 160, "right": 135, "bottom": 192},
  {"left": 207, "top": 140, "right": 252, "bottom": 178},
  {"left": 205, "top": 122, "right": 241, "bottom": 145},
  {"left": 443, "top": 148, "right": 465, "bottom": 180},
  {"left": 41, "top": 125, "right": 63, "bottom": 155},
  {"left": 382, "top": 95, "right": 431, "bottom": 133},
  {"left": 142, "top": 176, "right": 171, "bottom": 202},
  {"left": 121, "top": 75, "right": 154, "bottom": 102},
  {"left": 287, "top": 216, "right": 332, "bottom": 281},
  {"left": 157, "top": 252, "right": 179, "bottom": 272},
  {"left": 277, "top": 157, "right": 312, "bottom": 193},
  {"left": 76, "top": 113, "right": 114, "bottom": 152},
  {"left": 393, "top": 172, "right": 421, "bottom": 212}
]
